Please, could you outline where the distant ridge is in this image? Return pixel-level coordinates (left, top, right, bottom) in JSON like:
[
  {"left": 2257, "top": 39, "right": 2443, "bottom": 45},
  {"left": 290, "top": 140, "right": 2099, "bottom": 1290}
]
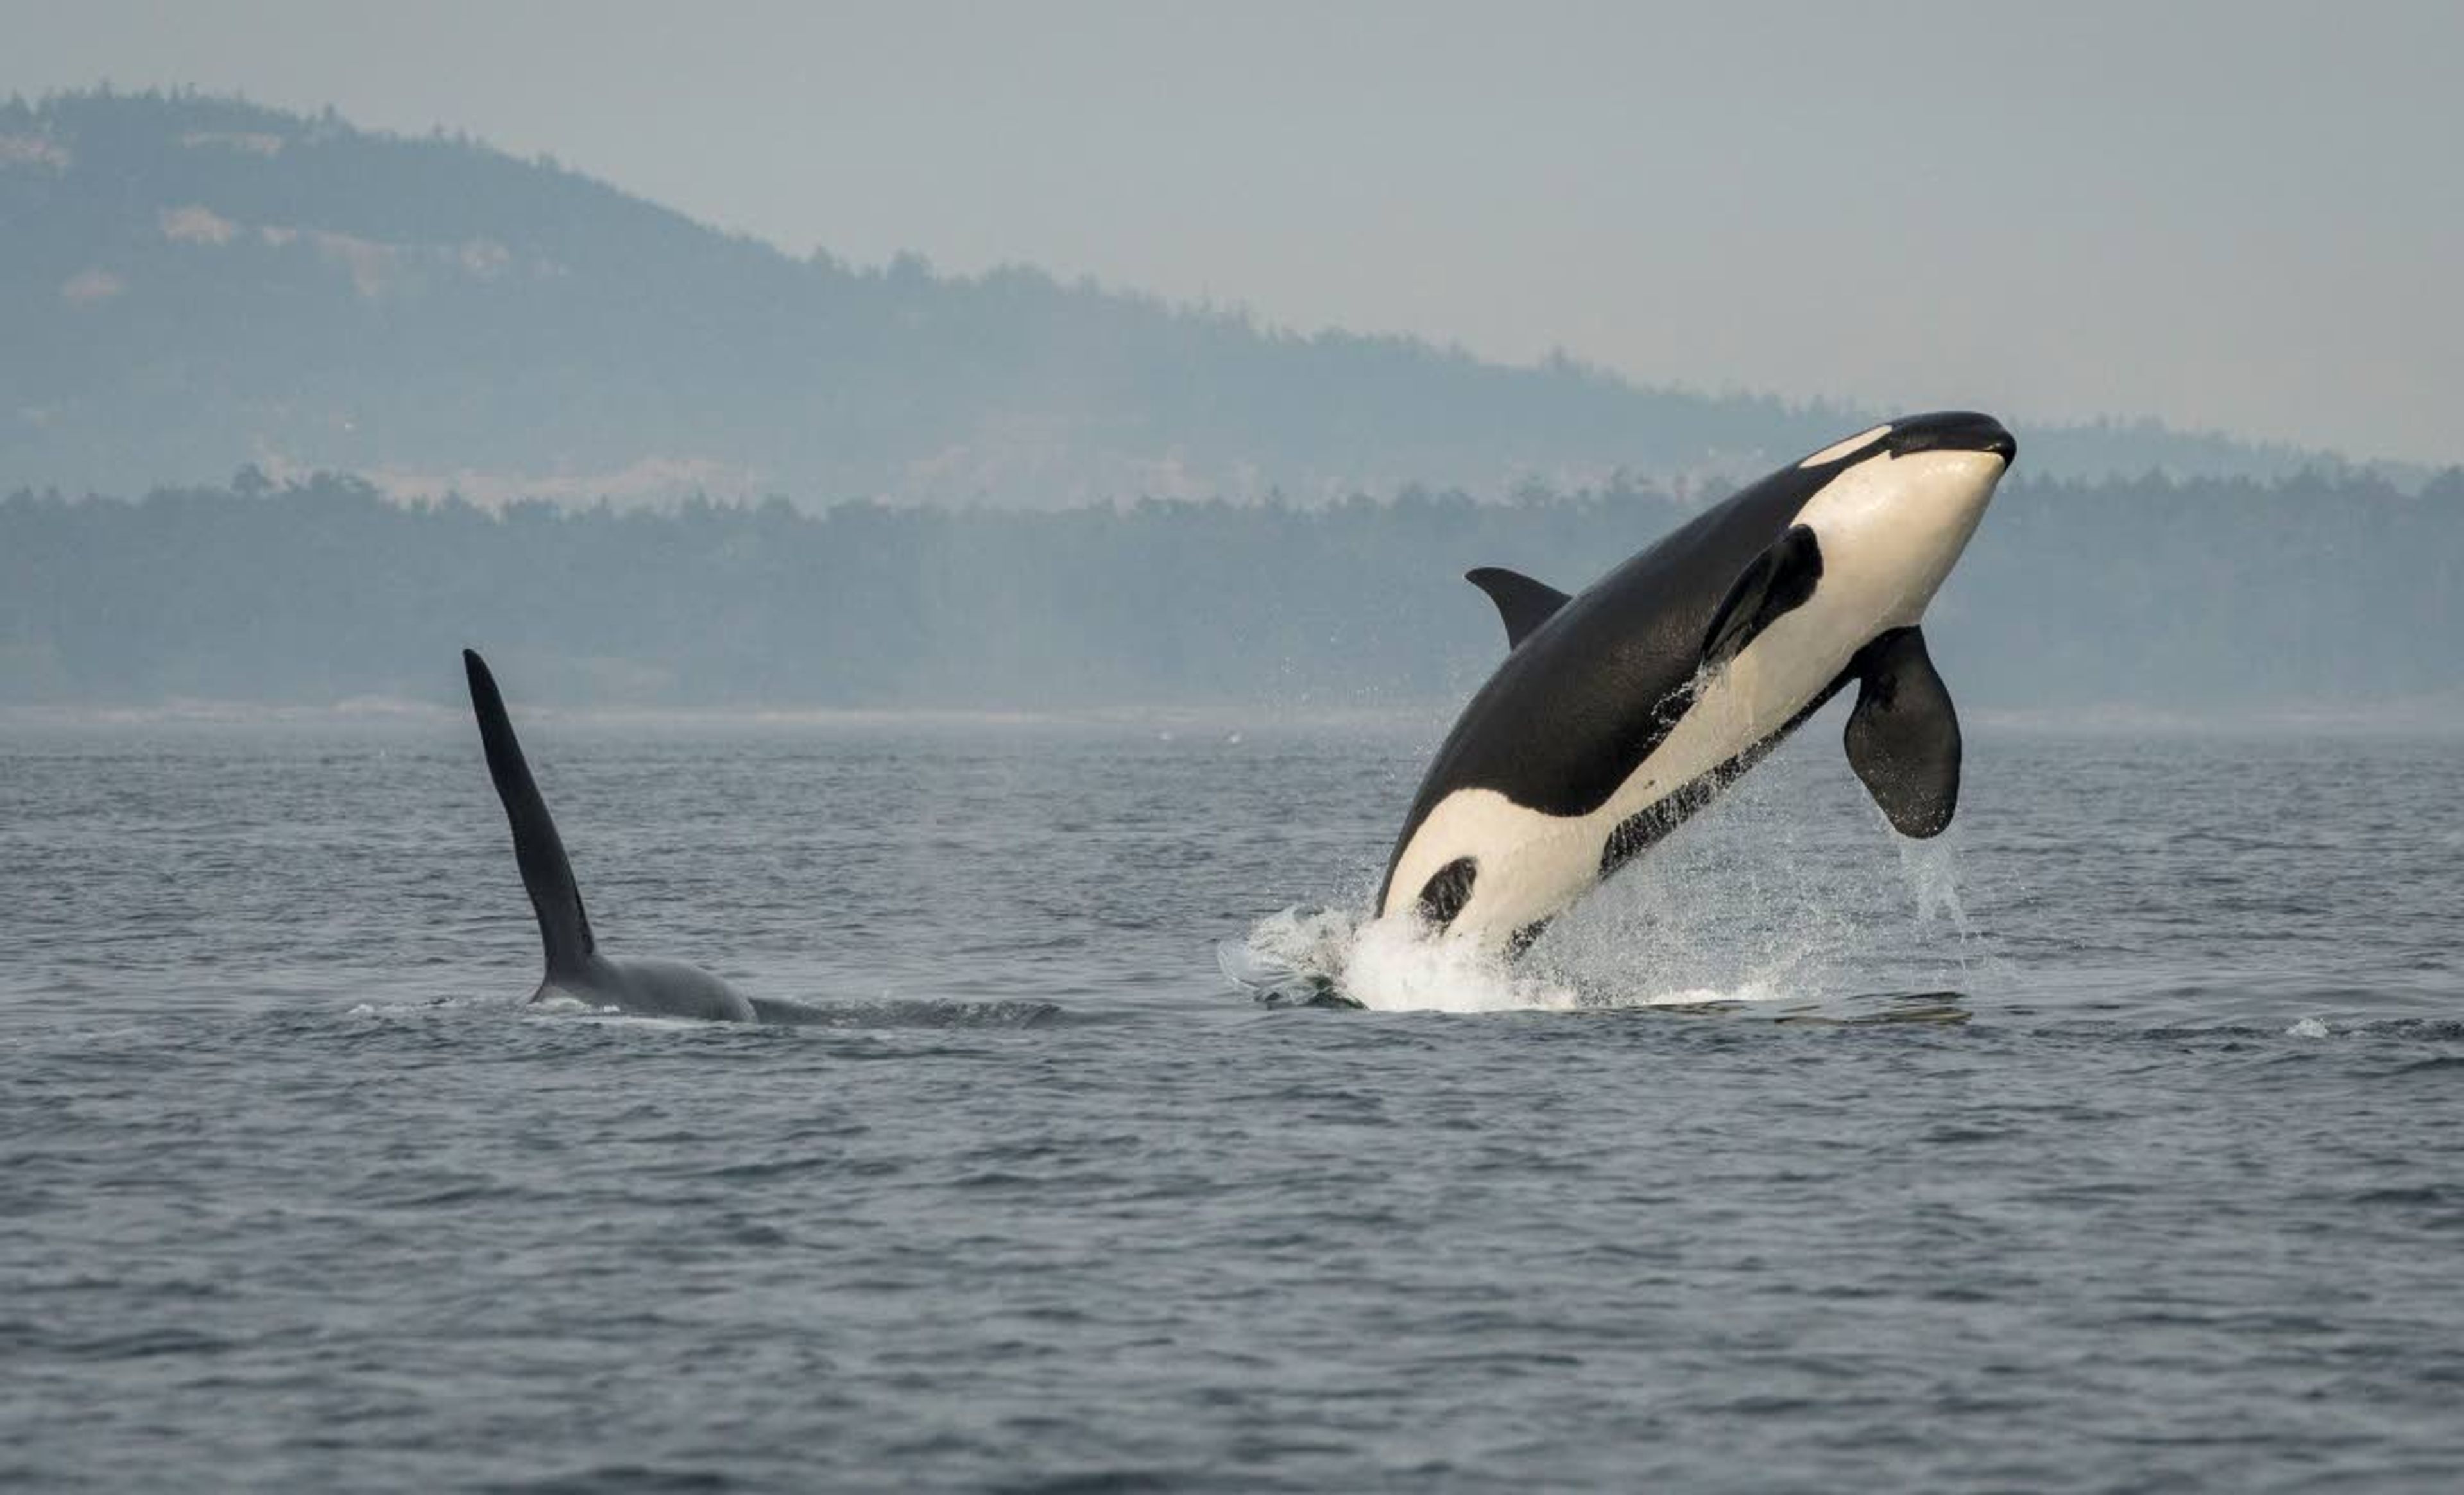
[{"left": 1, "top": 88, "right": 2374, "bottom": 506}]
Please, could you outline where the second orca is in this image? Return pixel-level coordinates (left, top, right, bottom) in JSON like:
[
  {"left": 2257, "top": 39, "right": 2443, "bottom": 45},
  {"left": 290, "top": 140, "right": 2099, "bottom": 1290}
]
[{"left": 463, "top": 648, "right": 757, "bottom": 1021}]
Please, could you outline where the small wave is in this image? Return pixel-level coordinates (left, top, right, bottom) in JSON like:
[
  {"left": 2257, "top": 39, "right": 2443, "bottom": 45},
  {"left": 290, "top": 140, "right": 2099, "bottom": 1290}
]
[
  {"left": 483, "top": 1466, "right": 733, "bottom": 1494},
  {"left": 350, "top": 991, "right": 1065, "bottom": 1030},
  {"left": 346, "top": 995, "right": 494, "bottom": 1019},
  {"left": 748, "top": 997, "right": 1066, "bottom": 1029},
  {"left": 521, "top": 1006, "right": 771, "bottom": 1033},
  {"left": 525, "top": 992, "right": 611, "bottom": 1016}
]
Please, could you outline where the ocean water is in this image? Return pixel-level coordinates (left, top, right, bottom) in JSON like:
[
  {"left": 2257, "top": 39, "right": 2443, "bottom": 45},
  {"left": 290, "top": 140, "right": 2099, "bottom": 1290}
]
[{"left": 3, "top": 710, "right": 2460, "bottom": 1492}]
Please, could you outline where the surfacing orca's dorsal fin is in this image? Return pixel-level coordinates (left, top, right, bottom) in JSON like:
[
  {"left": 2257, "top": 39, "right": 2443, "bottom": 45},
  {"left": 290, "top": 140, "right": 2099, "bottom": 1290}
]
[
  {"left": 1843, "top": 627, "right": 1961, "bottom": 837},
  {"left": 464, "top": 649, "right": 595, "bottom": 975},
  {"left": 1701, "top": 524, "right": 1824, "bottom": 669},
  {"left": 1465, "top": 567, "right": 1573, "bottom": 649}
]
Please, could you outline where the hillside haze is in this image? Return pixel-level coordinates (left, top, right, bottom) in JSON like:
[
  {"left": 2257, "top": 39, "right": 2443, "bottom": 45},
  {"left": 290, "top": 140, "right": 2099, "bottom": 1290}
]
[
  {"left": 7, "top": 465, "right": 2459, "bottom": 713},
  {"left": 3, "top": 89, "right": 2348, "bottom": 507}
]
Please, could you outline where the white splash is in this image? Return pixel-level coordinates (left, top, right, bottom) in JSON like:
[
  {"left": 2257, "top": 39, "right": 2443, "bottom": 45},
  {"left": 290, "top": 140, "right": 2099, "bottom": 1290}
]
[
  {"left": 1226, "top": 753, "right": 1998, "bottom": 1016},
  {"left": 1342, "top": 912, "right": 1582, "bottom": 1013},
  {"left": 1226, "top": 904, "right": 1360, "bottom": 987},
  {"left": 1224, "top": 902, "right": 1793, "bottom": 1014},
  {"left": 1897, "top": 830, "right": 1974, "bottom": 939},
  {"left": 2286, "top": 1016, "right": 2331, "bottom": 1039}
]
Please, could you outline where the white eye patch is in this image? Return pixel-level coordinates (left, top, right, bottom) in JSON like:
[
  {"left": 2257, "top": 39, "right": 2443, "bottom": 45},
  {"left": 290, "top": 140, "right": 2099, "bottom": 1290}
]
[{"left": 1799, "top": 423, "right": 1892, "bottom": 468}]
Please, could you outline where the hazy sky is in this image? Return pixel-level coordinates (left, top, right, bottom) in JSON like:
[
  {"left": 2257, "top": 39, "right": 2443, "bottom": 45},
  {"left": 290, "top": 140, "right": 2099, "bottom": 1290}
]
[{"left": 7, "top": 0, "right": 2460, "bottom": 464}]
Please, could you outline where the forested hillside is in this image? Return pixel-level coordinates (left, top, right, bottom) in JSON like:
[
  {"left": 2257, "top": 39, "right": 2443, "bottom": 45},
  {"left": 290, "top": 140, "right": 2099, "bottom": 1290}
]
[{"left": 4, "top": 89, "right": 2345, "bottom": 507}]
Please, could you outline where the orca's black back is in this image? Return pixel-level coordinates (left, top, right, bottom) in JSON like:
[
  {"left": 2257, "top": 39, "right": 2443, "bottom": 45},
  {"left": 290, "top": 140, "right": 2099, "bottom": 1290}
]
[{"left": 1379, "top": 463, "right": 1828, "bottom": 900}]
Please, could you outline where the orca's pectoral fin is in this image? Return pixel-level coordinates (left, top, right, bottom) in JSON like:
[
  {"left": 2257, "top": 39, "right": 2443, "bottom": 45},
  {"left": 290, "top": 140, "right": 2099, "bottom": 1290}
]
[
  {"left": 1843, "top": 628, "right": 1961, "bottom": 837},
  {"left": 1701, "top": 525, "right": 1824, "bottom": 669},
  {"left": 1465, "top": 567, "right": 1572, "bottom": 649}
]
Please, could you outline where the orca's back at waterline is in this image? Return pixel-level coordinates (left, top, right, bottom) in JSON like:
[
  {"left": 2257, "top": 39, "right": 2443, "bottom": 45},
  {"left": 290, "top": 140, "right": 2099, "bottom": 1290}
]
[{"left": 463, "top": 649, "right": 757, "bottom": 1023}]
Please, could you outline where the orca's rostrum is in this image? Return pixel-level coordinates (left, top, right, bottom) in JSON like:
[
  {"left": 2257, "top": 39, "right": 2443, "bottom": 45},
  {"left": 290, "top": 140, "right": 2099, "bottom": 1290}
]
[{"left": 1379, "top": 412, "right": 2017, "bottom": 956}]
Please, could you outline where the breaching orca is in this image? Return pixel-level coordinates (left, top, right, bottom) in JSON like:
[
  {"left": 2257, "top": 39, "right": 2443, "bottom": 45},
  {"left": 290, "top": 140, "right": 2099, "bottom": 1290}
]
[
  {"left": 1379, "top": 412, "right": 2016, "bottom": 956},
  {"left": 463, "top": 649, "right": 756, "bottom": 1021}
]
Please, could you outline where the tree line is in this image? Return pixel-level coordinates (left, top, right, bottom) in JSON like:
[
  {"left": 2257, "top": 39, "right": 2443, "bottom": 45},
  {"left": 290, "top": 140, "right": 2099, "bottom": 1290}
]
[{"left": 3, "top": 466, "right": 2458, "bottom": 714}]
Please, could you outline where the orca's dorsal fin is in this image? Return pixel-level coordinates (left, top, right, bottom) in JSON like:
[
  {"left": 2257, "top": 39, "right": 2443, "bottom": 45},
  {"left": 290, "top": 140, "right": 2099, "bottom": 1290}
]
[
  {"left": 1702, "top": 524, "right": 1824, "bottom": 669},
  {"left": 1466, "top": 567, "right": 1573, "bottom": 648},
  {"left": 463, "top": 649, "right": 595, "bottom": 975},
  {"left": 1843, "top": 627, "right": 1961, "bottom": 837}
]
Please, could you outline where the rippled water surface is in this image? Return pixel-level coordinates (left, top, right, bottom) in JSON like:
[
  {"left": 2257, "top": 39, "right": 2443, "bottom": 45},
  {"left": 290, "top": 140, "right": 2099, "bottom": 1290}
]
[{"left": 4, "top": 712, "right": 2461, "bottom": 1491}]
